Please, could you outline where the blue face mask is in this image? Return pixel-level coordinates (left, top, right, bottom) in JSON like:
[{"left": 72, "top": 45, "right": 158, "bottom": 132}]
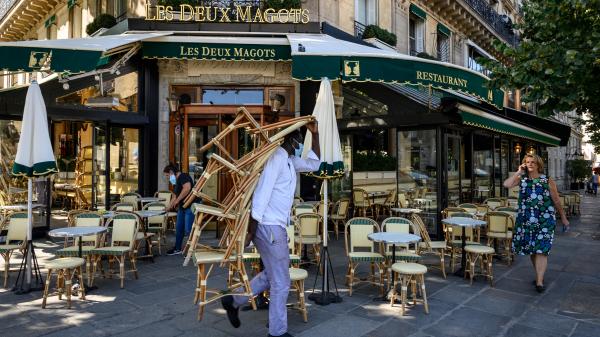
[
  {"left": 294, "top": 143, "right": 304, "bottom": 158},
  {"left": 169, "top": 174, "right": 177, "bottom": 185}
]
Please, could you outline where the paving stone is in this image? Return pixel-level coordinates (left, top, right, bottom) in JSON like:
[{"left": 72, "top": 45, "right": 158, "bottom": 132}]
[
  {"left": 517, "top": 310, "right": 577, "bottom": 336},
  {"left": 504, "top": 324, "right": 567, "bottom": 337},
  {"left": 297, "top": 314, "right": 381, "bottom": 337},
  {"left": 113, "top": 320, "right": 183, "bottom": 337},
  {"left": 363, "top": 318, "right": 418, "bottom": 337},
  {"left": 465, "top": 288, "right": 532, "bottom": 317},
  {"left": 570, "top": 322, "right": 600, "bottom": 337},
  {"left": 424, "top": 307, "right": 511, "bottom": 337}
]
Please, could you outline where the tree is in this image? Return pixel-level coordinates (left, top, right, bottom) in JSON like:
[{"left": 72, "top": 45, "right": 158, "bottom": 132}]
[{"left": 480, "top": 0, "right": 600, "bottom": 149}]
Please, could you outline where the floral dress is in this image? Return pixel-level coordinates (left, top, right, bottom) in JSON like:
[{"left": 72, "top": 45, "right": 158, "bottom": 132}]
[{"left": 513, "top": 174, "right": 556, "bottom": 255}]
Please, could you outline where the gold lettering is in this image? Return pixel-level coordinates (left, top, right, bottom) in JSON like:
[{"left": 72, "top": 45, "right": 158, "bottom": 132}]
[
  {"left": 145, "top": 4, "right": 156, "bottom": 20},
  {"left": 180, "top": 4, "right": 193, "bottom": 21},
  {"left": 415, "top": 71, "right": 468, "bottom": 88},
  {"left": 278, "top": 9, "right": 289, "bottom": 23},
  {"left": 263, "top": 8, "right": 276, "bottom": 23},
  {"left": 219, "top": 8, "right": 231, "bottom": 22},
  {"left": 205, "top": 6, "right": 217, "bottom": 22},
  {"left": 235, "top": 5, "right": 252, "bottom": 22},
  {"left": 156, "top": 5, "right": 166, "bottom": 20},
  {"left": 301, "top": 9, "right": 310, "bottom": 24},
  {"left": 165, "top": 6, "right": 174, "bottom": 20},
  {"left": 253, "top": 8, "right": 265, "bottom": 23},
  {"left": 195, "top": 6, "right": 205, "bottom": 21},
  {"left": 201, "top": 46, "right": 210, "bottom": 56}
]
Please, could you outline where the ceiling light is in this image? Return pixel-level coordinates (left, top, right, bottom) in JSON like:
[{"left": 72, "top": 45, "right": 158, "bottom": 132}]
[{"left": 62, "top": 82, "right": 69, "bottom": 90}]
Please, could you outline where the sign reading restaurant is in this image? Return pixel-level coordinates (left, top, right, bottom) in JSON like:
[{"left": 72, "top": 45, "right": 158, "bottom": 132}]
[{"left": 145, "top": 4, "right": 310, "bottom": 24}]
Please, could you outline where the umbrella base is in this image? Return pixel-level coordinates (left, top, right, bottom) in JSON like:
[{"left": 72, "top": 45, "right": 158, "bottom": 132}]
[
  {"left": 309, "top": 246, "right": 342, "bottom": 306},
  {"left": 12, "top": 240, "right": 44, "bottom": 295}
]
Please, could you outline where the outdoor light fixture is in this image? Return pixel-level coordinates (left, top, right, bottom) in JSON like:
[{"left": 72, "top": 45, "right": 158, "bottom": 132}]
[
  {"left": 62, "top": 82, "right": 69, "bottom": 90},
  {"left": 94, "top": 74, "right": 100, "bottom": 81},
  {"left": 514, "top": 143, "right": 522, "bottom": 154},
  {"left": 527, "top": 145, "right": 535, "bottom": 155},
  {"left": 166, "top": 94, "right": 179, "bottom": 113}
]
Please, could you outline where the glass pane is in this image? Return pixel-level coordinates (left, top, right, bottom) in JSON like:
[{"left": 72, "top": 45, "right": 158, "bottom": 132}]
[
  {"left": 0, "top": 120, "right": 22, "bottom": 205},
  {"left": 331, "top": 134, "right": 352, "bottom": 201},
  {"left": 110, "top": 127, "right": 139, "bottom": 196},
  {"left": 188, "top": 126, "right": 205, "bottom": 182},
  {"left": 500, "top": 139, "right": 509, "bottom": 197},
  {"left": 398, "top": 129, "right": 437, "bottom": 233},
  {"left": 95, "top": 125, "right": 107, "bottom": 209},
  {"left": 201, "top": 89, "right": 263, "bottom": 105},
  {"left": 473, "top": 133, "right": 493, "bottom": 202},
  {"left": 447, "top": 135, "right": 461, "bottom": 207}
]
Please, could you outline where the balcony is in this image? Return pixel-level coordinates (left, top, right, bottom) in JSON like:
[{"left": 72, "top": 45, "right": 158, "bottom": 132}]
[
  {"left": 354, "top": 20, "right": 367, "bottom": 39},
  {"left": 0, "top": 0, "right": 17, "bottom": 22},
  {"left": 463, "top": 0, "right": 519, "bottom": 47}
]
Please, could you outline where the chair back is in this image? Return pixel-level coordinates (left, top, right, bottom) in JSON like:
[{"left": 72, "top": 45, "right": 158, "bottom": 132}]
[
  {"left": 398, "top": 193, "right": 408, "bottom": 208},
  {"left": 506, "top": 197, "right": 518, "bottom": 208},
  {"left": 109, "top": 213, "right": 139, "bottom": 248},
  {"left": 293, "top": 204, "right": 316, "bottom": 217},
  {"left": 411, "top": 214, "right": 432, "bottom": 245},
  {"left": 352, "top": 188, "right": 370, "bottom": 207},
  {"left": 486, "top": 211, "right": 513, "bottom": 234},
  {"left": 74, "top": 212, "right": 102, "bottom": 245},
  {"left": 442, "top": 207, "right": 467, "bottom": 219},
  {"left": 111, "top": 202, "right": 135, "bottom": 212},
  {"left": 317, "top": 201, "right": 330, "bottom": 217},
  {"left": 484, "top": 198, "right": 503, "bottom": 210},
  {"left": 286, "top": 225, "right": 296, "bottom": 254},
  {"left": 334, "top": 199, "right": 350, "bottom": 217},
  {"left": 297, "top": 213, "right": 321, "bottom": 238},
  {"left": 458, "top": 203, "right": 478, "bottom": 215},
  {"left": 381, "top": 217, "right": 413, "bottom": 234},
  {"left": 449, "top": 225, "right": 475, "bottom": 242},
  {"left": 495, "top": 207, "right": 517, "bottom": 227},
  {"left": 384, "top": 188, "right": 397, "bottom": 206},
  {"left": 5, "top": 212, "right": 27, "bottom": 244},
  {"left": 293, "top": 196, "right": 304, "bottom": 206},
  {"left": 144, "top": 202, "right": 167, "bottom": 230},
  {"left": 345, "top": 217, "right": 379, "bottom": 254},
  {"left": 476, "top": 204, "right": 489, "bottom": 214},
  {"left": 121, "top": 192, "right": 141, "bottom": 210},
  {"left": 155, "top": 191, "right": 173, "bottom": 208}
]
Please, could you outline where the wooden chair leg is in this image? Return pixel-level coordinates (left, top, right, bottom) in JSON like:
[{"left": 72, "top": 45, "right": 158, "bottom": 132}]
[
  {"left": 487, "top": 254, "right": 494, "bottom": 287},
  {"left": 42, "top": 268, "right": 53, "bottom": 308},
  {"left": 348, "top": 264, "right": 355, "bottom": 296},
  {"left": 400, "top": 275, "right": 408, "bottom": 316},
  {"left": 421, "top": 274, "right": 429, "bottom": 314},
  {"left": 389, "top": 271, "right": 397, "bottom": 306},
  {"left": 65, "top": 269, "right": 73, "bottom": 309},
  {"left": 78, "top": 266, "right": 86, "bottom": 300},
  {"left": 2, "top": 252, "right": 8, "bottom": 288},
  {"left": 411, "top": 277, "right": 417, "bottom": 305},
  {"left": 119, "top": 256, "right": 125, "bottom": 289},
  {"left": 439, "top": 250, "right": 446, "bottom": 279},
  {"left": 197, "top": 264, "right": 207, "bottom": 321},
  {"left": 57, "top": 270, "right": 64, "bottom": 300},
  {"left": 130, "top": 253, "right": 138, "bottom": 280}
]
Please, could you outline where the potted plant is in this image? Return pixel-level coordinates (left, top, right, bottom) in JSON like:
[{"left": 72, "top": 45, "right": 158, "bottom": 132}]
[
  {"left": 362, "top": 25, "right": 397, "bottom": 46},
  {"left": 86, "top": 14, "right": 117, "bottom": 36}
]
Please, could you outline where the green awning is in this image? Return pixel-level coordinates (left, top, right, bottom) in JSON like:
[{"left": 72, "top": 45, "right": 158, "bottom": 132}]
[
  {"left": 458, "top": 104, "right": 561, "bottom": 146},
  {"left": 410, "top": 4, "right": 427, "bottom": 20},
  {"left": 288, "top": 34, "right": 504, "bottom": 109},
  {"left": 437, "top": 23, "right": 451, "bottom": 36},
  {"left": 44, "top": 15, "right": 56, "bottom": 28},
  {"left": 0, "top": 33, "right": 169, "bottom": 73},
  {"left": 142, "top": 36, "right": 291, "bottom": 61}
]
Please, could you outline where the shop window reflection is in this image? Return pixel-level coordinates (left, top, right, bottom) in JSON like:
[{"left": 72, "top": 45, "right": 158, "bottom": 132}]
[{"left": 0, "top": 120, "right": 22, "bottom": 205}]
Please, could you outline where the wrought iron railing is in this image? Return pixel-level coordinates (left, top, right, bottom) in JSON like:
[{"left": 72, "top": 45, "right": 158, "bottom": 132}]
[
  {"left": 0, "top": 0, "right": 17, "bottom": 22},
  {"left": 463, "top": 0, "right": 519, "bottom": 46},
  {"left": 354, "top": 20, "right": 366, "bottom": 39}
]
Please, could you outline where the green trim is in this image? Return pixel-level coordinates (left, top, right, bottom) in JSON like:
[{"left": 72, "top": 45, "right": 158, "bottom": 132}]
[
  {"left": 437, "top": 23, "right": 451, "bottom": 36},
  {"left": 142, "top": 42, "right": 291, "bottom": 61},
  {"left": 306, "top": 161, "right": 345, "bottom": 179},
  {"left": 12, "top": 161, "right": 58, "bottom": 177},
  {"left": 410, "top": 4, "right": 427, "bottom": 20},
  {"left": 459, "top": 110, "right": 561, "bottom": 146},
  {"left": 292, "top": 55, "right": 504, "bottom": 109},
  {"left": 0, "top": 46, "right": 103, "bottom": 72},
  {"left": 68, "top": 0, "right": 77, "bottom": 9},
  {"left": 44, "top": 15, "right": 56, "bottom": 28}
]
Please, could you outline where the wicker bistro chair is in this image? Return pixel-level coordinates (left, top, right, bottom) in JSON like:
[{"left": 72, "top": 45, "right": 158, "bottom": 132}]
[
  {"left": 295, "top": 213, "right": 322, "bottom": 267},
  {"left": 344, "top": 217, "right": 385, "bottom": 296},
  {"left": 484, "top": 198, "right": 504, "bottom": 211},
  {"left": 155, "top": 190, "right": 177, "bottom": 231},
  {"left": 445, "top": 212, "right": 481, "bottom": 273},
  {"left": 506, "top": 197, "right": 519, "bottom": 208},
  {"left": 55, "top": 212, "right": 103, "bottom": 285},
  {"left": 110, "top": 202, "right": 135, "bottom": 212},
  {"left": 412, "top": 214, "right": 447, "bottom": 278},
  {"left": 143, "top": 202, "right": 167, "bottom": 255},
  {"left": 458, "top": 203, "right": 478, "bottom": 215},
  {"left": 389, "top": 262, "right": 429, "bottom": 316},
  {"left": 464, "top": 244, "right": 495, "bottom": 286},
  {"left": 293, "top": 203, "right": 316, "bottom": 217},
  {"left": 376, "top": 189, "right": 398, "bottom": 218},
  {"left": 568, "top": 192, "right": 581, "bottom": 215},
  {"left": 90, "top": 213, "right": 140, "bottom": 289},
  {"left": 398, "top": 193, "right": 409, "bottom": 208},
  {"left": 0, "top": 212, "right": 27, "bottom": 287},
  {"left": 330, "top": 198, "right": 350, "bottom": 240},
  {"left": 381, "top": 217, "right": 421, "bottom": 263},
  {"left": 495, "top": 207, "right": 517, "bottom": 225},
  {"left": 352, "top": 188, "right": 374, "bottom": 218},
  {"left": 42, "top": 257, "right": 86, "bottom": 309},
  {"left": 121, "top": 192, "right": 142, "bottom": 211},
  {"left": 485, "top": 211, "right": 514, "bottom": 265}
]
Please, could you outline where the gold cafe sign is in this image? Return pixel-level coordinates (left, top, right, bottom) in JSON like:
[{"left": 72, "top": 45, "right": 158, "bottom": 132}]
[{"left": 145, "top": 4, "right": 310, "bottom": 24}]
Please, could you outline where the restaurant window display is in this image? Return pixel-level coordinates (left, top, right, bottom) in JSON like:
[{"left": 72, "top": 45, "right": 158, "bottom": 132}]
[
  {"left": 109, "top": 127, "right": 139, "bottom": 197},
  {"left": 397, "top": 129, "right": 437, "bottom": 233}
]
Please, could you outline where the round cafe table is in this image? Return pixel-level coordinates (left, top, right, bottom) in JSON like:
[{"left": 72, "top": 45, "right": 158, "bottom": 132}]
[
  {"left": 368, "top": 232, "right": 421, "bottom": 302},
  {"left": 137, "top": 197, "right": 165, "bottom": 205},
  {"left": 391, "top": 208, "right": 423, "bottom": 215},
  {"left": 441, "top": 217, "right": 486, "bottom": 277}
]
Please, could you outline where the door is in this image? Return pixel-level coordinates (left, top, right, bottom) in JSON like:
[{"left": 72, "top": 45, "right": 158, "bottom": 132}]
[{"left": 445, "top": 134, "right": 462, "bottom": 206}]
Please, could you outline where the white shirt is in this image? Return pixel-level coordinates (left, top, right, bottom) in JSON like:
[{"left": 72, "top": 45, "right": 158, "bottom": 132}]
[{"left": 251, "top": 146, "right": 320, "bottom": 228}]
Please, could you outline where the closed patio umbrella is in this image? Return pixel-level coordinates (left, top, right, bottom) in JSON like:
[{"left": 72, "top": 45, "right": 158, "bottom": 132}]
[
  {"left": 303, "top": 78, "right": 344, "bottom": 305},
  {"left": 12, "top": 80, "right": 58, "bottom": 293}
]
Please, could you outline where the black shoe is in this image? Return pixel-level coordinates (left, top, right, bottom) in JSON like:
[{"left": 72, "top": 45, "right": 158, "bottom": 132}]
[
  {"left": 166, "top": 248, "right": 182, "bottom": 256},
  {"left": 268, "top": 333, "right": 293, "bottom": 337},
  {"left": 535, "top": 285, "right": 545, "bottom": 293},
  {"left": 221, "top": 295, "right": 240, "bottom": 328}
]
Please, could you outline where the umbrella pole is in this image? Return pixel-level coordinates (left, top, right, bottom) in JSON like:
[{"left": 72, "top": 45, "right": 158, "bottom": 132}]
[
  {"left": 308, "top": 179, "right": 342, "bottom": 305},
  {"left": 26, "top": 178, "right": 32, "bottom": 285}
]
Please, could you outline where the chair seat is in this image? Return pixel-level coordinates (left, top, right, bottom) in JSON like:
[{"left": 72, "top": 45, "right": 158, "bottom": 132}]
[
  {"left": 419, "top": 241, "right": 446, "bottom": 249},
  {"left": 167, "top": 212, "right": 177, "bottom": 218},
  {"left": 487, "top": 232, "right": 513, "bottom": 239},
  {"left": 289, "top": 267, "right": 308, "bottom": 281},
  {"left": 91, "top": 246, "right": 131, "bottom": 255},
  {"left": 45, "top": 257, "right": 85, "bottom": 269},
  {"left": 387, "top": 251, "right": 422, "bottom": 262},
  {"left": 147, "top": 226, "right": 164, "bottom": 233},
  {"left": 193, "top": 251, "right": 226, "bottom": 264},
  {"left": 391, "top": 262, "right": 427, "bottom": 275},
  {"left": 465, "top": 245, "right": 495, "bottom": 254},
  {"left": 0, "top": 244, "right": 22, "bottom": 253},
  {"left": 330, "top": 215, "right": 346, "bottom": 220},
  {"left": 296, "top": 235, "right": 321, "bottom": 245},
  {"left": 193, "top": 205, "right": 237, "bottom": 219},
  {"left": 349, "top": 252, "right": 385, "bottom": 262},
  {"left": 451, "top": 240, "right": 480, "bottom": 247},
  {"left": 56, "top": 246, "right": 96, "bottom": 256},
  {"left": 239, "top": 252, "right": 261, "bottom": 263}
]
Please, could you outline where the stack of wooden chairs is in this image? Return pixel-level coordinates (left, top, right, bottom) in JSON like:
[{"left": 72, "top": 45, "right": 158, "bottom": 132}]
[{"left": 180, "top": 107, "right": 315, "bottom": 320}]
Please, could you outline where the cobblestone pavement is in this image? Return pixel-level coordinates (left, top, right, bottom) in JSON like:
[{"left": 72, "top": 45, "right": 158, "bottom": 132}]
[{"left": 1, "top": 195, "right": 600, "bottom": 337}]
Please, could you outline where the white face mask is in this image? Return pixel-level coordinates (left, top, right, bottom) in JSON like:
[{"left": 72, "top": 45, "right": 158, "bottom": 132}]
[{"left": 169, "top": 174, "right": 176, "bottom": 185}]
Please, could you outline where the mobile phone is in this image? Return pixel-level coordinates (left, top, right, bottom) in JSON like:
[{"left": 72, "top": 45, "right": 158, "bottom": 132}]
[{"left": 521, "top": 164, "right": 529, "bottom": 178}]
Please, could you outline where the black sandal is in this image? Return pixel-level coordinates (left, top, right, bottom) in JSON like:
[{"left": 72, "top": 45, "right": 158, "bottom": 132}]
[{"left": 535, "top": 285, "right": 545, "bottom": 293}]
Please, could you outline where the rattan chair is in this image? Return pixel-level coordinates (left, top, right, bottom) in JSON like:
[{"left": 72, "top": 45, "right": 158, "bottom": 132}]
[
  {"left": 330, "top": 198, "right": 350, "bottom": 240},
  {"left": 155, "top": 190, "right": 177, "bottom": 231},
  {"left": 143, "top": 202, "right": 167, "bottom": 255},
  {"left": 121, "top": 192, "right": 142, "bottom": 211},
  {"left": 295, "top": 213, "right": 322, "bottom": 267},
  {"left": 0, "top": 212, "right": 27, "bottom": 287},
  {"left": 352, "top": 188, "right": 373, "bottom": 218},
  {"left": 485, "top": 211, "right": 514, "bottom": 265},
  {"left": 412, "top": 214, "right": 446, "bottom": 278},
  {"left": 484, "top": 198, "right": 504, "bottom": 210},
  {"left": 344, "top": 217, "right": 385, "bottom": 296}
]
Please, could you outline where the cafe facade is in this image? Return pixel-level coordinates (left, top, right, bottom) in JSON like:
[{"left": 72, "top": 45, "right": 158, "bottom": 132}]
[{"left": 0, "top": 6, "right": 569, "bottom": 236}]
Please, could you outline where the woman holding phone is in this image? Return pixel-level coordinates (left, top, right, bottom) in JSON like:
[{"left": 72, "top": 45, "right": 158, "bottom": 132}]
[{"left": 503, "top": 154, "right": 569, "bottom": 293}]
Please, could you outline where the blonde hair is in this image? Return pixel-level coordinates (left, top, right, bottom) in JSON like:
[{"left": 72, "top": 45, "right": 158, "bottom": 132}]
[{"left": 522, "top": 154, "right": 544, "bottom": 173}]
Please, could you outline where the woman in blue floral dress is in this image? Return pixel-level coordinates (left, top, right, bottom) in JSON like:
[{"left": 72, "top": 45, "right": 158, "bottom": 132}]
[{"left": 503, "top": 154, "right": 569, "bottom": 293}]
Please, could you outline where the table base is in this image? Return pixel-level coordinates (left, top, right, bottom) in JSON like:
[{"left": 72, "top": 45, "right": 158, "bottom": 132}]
[{"left": 453, "top": 267, "right": 466, "bottom": 278}]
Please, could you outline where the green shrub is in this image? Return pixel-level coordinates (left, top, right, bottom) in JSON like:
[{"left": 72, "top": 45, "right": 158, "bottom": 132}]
[
  {"left": 264, "top": 0, "right": 301, "bottom": 10},
  {"left": 362, "top": 25, "right": 397, "bottom": 46},
  {"left": 416, "top": 52, "right": 436, "bottom": 60},
  {"left": 353, "top": 152, "right": 396, "bottom": 171},
  {"left": 86, "top": 14, "right": 116, "bottom": 36},
  {"left": 567, "top": 159, "right": 592, "bottom": 183}
]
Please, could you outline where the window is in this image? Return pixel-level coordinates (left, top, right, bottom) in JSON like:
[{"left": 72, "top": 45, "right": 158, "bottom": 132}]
[
  {"left": 116, "top": 0, "right": 127, "bottom": 21},
  {"left": 409, "top": 14, "right": 425, "bottom": 56},
  {"left": 437, "top": 32, "right": 450, "bottom": 62},
  {"left": 355, "top": 0, "right": 378, "bottom": 26},
  {"left": 467, "top": 45, "right": 490, "bottom": 76}
]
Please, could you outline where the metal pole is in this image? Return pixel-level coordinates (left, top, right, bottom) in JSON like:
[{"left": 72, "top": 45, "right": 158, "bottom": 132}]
[{"left": 26, "top": 178, "right": 32, "bottom": 286}]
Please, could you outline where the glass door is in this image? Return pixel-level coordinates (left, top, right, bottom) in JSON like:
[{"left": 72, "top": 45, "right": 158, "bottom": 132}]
[
  {"left": 109, "top": 127, "right": 139, "bottom": 197},
  {"left": 94, "top": 124, "right": 107, "bottom": 209},
  {"left": 446, "top": 134, "right": 462, "bottom": 206}
]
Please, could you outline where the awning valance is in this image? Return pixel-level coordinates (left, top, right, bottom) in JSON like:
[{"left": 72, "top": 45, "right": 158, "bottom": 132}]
[
  {"left": 287, "top": 34, "right": 504, "bottom": 109},
  {"left": 437, "top": 23, "right": 451, "bottom": 36},
  {"left": 0, "top": 32, "right": 169, "bottom": 73},
  {"left": 458, "top": 104, "right": 561, "bottom": 146},
  {"left": 410, "top": 4, "right": 427, "bottom": 20},
  {"left": 141, "top": 36, "right": 291, "bottom": 61}
]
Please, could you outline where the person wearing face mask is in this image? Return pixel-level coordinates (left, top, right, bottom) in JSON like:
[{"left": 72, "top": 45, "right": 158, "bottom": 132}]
[
  {"left": 221, "top": 121, "right": 320, "bottom": 337},
  {"left": 163, "top": 163, "right": 195, "bottom": 256}
]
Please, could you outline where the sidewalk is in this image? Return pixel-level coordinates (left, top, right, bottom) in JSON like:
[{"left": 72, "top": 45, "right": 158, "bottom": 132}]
[{"left": 1, "top": 195, "right": 600, "bottom": 337}]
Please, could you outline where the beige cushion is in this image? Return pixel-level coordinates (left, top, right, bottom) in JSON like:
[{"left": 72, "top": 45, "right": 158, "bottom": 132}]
[
  {"left": 391, "top": 262, "right": 427, "bottom": 275},
  {"left": 56, "top": 246, "right": 96, "bottom": 257},
  {"left": 289, "top": 267, "right": 308, "bottom": 281},
  {"left": 46, "top": 257, "right": 85, "bottom": 269},
  {"left": 167, "top": 212, "right": 177, "bottom": 218},
  {"left": 419, "top": 241, "right": 446, "bottom": 249},
  {"left": 465, "top": 245, "right": 495, "bottom": 254},
  {"left": 92, "top": 246, "right": 131, "bottom": 255},
  {"left": 451, "top": 240, "right": 480, "bottom": 247},
  {"left": 487, "top": 232, "right": 513, "bottom": 239},
  {"left": 194, "top": 251, "right": 226, "bottom": 264}
]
